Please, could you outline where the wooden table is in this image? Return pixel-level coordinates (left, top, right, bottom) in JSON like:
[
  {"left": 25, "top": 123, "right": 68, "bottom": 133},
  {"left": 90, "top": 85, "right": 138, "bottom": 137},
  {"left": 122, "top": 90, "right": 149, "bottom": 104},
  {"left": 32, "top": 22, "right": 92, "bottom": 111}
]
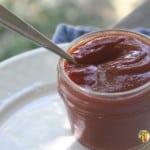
[{"left": 114, "top": 0, "right": 150, "bottom": 28}]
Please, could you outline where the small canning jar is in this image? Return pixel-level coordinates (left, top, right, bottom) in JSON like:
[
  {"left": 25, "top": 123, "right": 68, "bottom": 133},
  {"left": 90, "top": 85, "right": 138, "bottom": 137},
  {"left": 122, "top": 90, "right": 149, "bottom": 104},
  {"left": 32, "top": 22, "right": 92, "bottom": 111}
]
[{"left": 57, "top": 30, "right": 150, "bottom": 150}]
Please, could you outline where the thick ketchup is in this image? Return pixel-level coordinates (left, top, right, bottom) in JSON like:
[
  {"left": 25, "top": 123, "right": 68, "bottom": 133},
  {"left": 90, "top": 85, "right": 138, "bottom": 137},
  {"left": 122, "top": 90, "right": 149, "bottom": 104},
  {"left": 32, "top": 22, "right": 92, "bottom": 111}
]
[
  {"left": 65, "top": 33, "right": 150, "bottom": 93},
  {"left": 58, "top": 30, "right": 150, "bottom": 150}
]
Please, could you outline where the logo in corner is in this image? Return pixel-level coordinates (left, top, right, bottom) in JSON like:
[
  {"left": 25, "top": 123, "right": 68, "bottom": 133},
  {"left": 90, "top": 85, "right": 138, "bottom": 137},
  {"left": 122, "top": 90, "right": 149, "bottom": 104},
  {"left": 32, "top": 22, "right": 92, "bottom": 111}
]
[{"left": 138, "top": 130, "right": 150, "bottom": 143}]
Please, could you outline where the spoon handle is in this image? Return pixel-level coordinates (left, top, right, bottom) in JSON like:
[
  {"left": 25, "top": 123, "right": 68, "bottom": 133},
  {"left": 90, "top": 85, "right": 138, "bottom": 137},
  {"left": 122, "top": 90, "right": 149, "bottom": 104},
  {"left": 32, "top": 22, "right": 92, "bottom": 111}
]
[{"left": 0, "top": 5, "right": 77, "bottom": 64}]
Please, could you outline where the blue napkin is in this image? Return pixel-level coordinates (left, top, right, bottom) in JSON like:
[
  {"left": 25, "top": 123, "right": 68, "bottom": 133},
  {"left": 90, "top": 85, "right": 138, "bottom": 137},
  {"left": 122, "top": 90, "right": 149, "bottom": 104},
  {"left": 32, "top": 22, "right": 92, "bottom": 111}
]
[{"left": 52, "top": 23, "right": 150, "bottom": 44}]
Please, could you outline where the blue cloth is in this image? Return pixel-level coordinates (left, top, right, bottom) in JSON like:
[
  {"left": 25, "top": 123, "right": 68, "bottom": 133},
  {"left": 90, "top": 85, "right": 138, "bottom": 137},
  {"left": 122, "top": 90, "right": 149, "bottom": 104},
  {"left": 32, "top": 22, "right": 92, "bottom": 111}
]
[
  {"left": 52, "top": 23, "right": 150, "bottom": 44},
  {"left": 52, "top": 23, "right": 99, "bottom": 44}
]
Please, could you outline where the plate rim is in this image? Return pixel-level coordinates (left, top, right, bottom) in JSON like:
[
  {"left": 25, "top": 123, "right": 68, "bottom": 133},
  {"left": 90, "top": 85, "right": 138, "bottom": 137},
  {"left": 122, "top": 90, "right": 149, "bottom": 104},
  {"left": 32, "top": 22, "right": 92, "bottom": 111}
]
[{"left": 0, "top": 43, "right": 69, "bottom": 69}]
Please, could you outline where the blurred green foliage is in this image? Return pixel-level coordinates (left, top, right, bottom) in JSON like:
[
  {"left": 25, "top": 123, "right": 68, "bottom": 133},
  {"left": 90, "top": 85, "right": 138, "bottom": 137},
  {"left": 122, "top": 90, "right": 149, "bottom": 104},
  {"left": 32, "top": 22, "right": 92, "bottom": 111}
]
[{"left": 0, "top": 0, "right": 116, "bottom": 61}]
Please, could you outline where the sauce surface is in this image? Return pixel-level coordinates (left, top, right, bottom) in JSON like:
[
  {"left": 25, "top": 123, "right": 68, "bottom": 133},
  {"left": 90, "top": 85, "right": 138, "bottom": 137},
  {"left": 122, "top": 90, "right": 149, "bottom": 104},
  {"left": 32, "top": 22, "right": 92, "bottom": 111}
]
[{"left": 65, "top": 34, "right": 150, "bottom": 92}]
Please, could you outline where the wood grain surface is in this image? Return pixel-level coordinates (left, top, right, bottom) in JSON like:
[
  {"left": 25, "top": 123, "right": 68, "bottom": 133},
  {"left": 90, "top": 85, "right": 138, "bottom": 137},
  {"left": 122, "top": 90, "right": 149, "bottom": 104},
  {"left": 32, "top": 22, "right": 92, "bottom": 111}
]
[{"left": 113, "top": 0, "right": 150, "bottom": 29}]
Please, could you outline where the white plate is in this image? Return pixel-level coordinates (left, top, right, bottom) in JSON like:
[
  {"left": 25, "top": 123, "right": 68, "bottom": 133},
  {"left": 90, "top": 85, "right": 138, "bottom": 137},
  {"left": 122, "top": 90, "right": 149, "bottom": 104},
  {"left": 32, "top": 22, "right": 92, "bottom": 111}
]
[{"left": 0, "top": 44, "right": 87, "bottom": 150}]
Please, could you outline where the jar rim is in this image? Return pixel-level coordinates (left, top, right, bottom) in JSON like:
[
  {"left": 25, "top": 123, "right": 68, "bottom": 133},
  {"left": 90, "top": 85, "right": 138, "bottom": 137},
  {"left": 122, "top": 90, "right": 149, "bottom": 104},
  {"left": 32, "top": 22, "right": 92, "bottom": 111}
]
[{"left": 58, "top": 29, "right": 150, "bottom": 97}]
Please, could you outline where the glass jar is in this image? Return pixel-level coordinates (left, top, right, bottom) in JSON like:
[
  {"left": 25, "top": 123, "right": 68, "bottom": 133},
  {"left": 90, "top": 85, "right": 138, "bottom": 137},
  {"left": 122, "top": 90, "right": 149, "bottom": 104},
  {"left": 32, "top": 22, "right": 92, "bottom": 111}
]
[{"left": 57, "top": 30, "right": 150, "bottom": 150}]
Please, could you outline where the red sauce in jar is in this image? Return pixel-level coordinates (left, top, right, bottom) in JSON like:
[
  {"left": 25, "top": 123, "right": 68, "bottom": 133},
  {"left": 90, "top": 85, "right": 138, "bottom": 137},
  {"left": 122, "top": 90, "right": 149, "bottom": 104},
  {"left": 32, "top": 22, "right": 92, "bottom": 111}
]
[
  {"left": 65, "top": 33, "right": 150, "bottom": 92},
  {"left": 58, "top": 30, "right": 150, "bottom": 150}
]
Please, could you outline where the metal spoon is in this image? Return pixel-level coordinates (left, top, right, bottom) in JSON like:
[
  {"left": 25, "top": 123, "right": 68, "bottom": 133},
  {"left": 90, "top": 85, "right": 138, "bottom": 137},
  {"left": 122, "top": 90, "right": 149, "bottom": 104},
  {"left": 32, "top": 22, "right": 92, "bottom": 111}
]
[{"left": 0, "top": 5, "right": 77, "bottom": 64}]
